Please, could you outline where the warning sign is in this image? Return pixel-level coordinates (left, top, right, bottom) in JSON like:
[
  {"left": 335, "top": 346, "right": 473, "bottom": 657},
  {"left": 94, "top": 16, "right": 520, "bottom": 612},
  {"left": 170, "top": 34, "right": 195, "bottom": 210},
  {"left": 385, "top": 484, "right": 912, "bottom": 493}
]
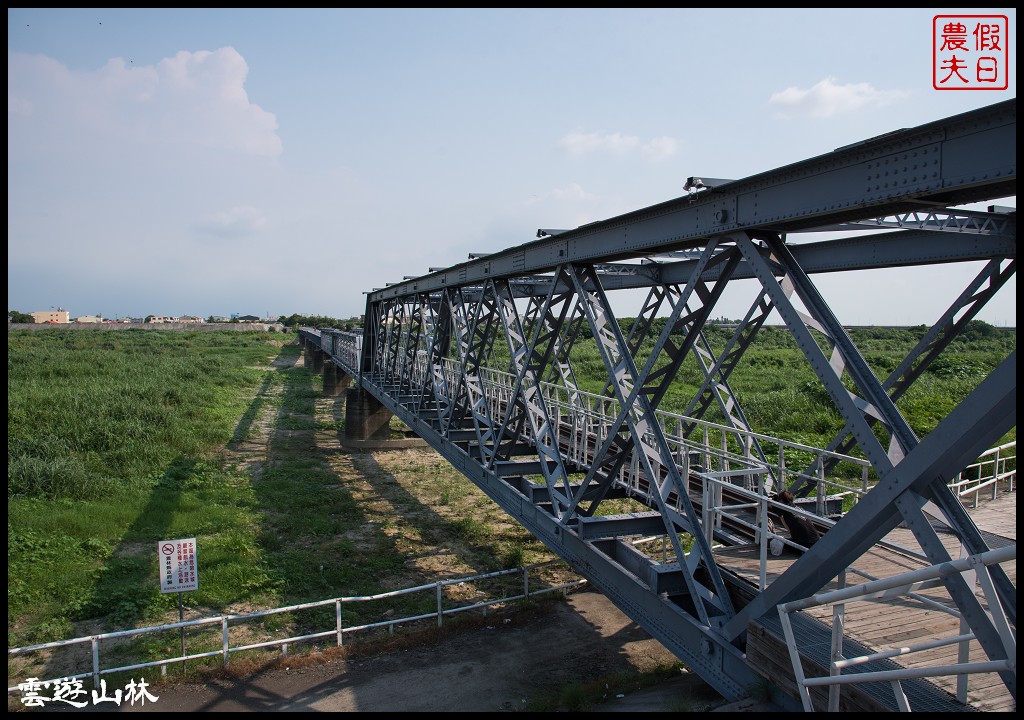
[{"left": 158, "top": 538, "right": 198, "bottom": 593}]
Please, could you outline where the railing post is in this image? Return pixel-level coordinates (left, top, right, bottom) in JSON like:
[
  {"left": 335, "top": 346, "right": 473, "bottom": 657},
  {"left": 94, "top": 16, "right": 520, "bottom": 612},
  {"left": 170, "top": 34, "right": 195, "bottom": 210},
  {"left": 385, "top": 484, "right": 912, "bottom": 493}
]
[
  {"left": 91, "top": 637, "right": 100, "bottom": 689},
  {"left": 829, "top": 568, "right": 847, "bottom": 712},
  {"left": 991, "top": 448, "right": 1000, "bottom": 500},
  {"left": 702, "top": 476, "right": 714, "bottom": 549},
  {"left": 436, "top": 583, "right": 444, "bottom": 627},
  {"left": 721, "top": 431, "right": 728, "bottom": 474},
  {"left": 336, "top": 600, "right": 343, "bottom": 647},
  {"left": 523, "top": 566, "right": 530, "bottom": 599},
  {"left": 891, "top": 680, "right": 911, "bottom": 712},
  {"left": 957, "top": 548, "right": 976, "bottom": 703},
  {"left": 778, "top": 444, "right": 786, "bottom": 492},
  {"left": 758, "top": 494, "right": 768, "bottom": 590},
  {"left": 222, "top": 618, "right": 229, "bottom": 666},
  {"left": 778, "top": 607, "right": 815, "bottom": 712},
  {"left": 702, "top": 426, "right": 710, "bottom": 468},
  {"left": 817, "top": 462, "right": 825, "bottom": 516}
]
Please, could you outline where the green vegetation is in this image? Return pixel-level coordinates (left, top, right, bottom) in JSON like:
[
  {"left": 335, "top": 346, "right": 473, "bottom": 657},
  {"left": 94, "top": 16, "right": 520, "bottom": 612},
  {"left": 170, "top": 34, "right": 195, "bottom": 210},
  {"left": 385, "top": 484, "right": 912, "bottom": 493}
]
[
  {"left": 9, "top": 330, "right": 286, "bottom": 644},
  {"left": 7, "top": 327, "right": 561, "bottom": 685},
  {"left": 562, "top": 321, "right": 1015, "bottom": 471},
  {"left": 6, "top": 320, "right": 1015, "bottom": 689},
  {"left": 276, "top": 313, "right": 362, "bottom": 330}
]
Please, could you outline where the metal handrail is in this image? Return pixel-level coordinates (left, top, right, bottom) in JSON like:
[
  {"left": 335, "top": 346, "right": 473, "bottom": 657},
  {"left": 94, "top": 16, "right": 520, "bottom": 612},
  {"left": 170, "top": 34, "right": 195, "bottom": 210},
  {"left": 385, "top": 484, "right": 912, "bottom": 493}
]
[
  {"left": 306, "top": 327, "right": 1014, "bottom": 512},
  {"left": 8, "top": 560, "right": 586, "bottom": 694},
  {"left": 950, "top": 441, "right": 1016, "bottom": 508},
  {"left": 776, "top": 545, "right": 1016, "bottom": 712}
]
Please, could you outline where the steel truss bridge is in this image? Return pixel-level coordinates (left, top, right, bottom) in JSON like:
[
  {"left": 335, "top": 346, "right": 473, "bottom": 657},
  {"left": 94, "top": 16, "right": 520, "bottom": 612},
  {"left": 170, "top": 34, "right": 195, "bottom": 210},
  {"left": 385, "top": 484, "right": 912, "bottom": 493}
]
[{"left": 303, "top": 99, "right": 1016, "bottom": 711}]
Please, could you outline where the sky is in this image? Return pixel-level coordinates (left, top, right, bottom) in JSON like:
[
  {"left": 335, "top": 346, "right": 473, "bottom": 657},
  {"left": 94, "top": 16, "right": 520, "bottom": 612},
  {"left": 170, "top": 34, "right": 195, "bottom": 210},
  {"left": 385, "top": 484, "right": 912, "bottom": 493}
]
[{"left": 7, "top": 8, "right": 1017, "bottom": 325}]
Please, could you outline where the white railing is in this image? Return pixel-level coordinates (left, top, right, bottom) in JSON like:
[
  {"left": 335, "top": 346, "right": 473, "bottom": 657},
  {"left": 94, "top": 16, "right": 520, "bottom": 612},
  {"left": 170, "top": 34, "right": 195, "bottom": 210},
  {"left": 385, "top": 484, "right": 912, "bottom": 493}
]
[
  {"left": 776, "top": 545, "right": 1016, "bottom": 712},
  {"left": 950, "top": 441, "right": 1016, "bottom": 507},
  {"left": 8, "top": 560, "right": 585, "bottom": 695},
  {"left": 371, "top": 357, "right": 1013, "bottom": 533}
]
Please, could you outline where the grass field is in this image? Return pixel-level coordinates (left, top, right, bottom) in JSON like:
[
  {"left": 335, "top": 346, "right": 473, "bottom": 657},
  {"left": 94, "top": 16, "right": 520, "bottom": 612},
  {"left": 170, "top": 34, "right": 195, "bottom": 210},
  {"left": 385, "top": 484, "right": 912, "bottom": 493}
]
[
  {"left": 7, "top": 322, "right": 1015, "bottom": 685},
  {"left": 7, "top": 328, "right": 565, "bottom": 689}
]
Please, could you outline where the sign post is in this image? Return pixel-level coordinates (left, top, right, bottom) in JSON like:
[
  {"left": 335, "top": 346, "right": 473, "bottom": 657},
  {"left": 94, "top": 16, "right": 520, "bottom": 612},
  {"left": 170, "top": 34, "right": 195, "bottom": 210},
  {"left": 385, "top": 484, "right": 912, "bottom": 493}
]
[{"left": 158, "top": 538, "right": 198, "bottom": 673}]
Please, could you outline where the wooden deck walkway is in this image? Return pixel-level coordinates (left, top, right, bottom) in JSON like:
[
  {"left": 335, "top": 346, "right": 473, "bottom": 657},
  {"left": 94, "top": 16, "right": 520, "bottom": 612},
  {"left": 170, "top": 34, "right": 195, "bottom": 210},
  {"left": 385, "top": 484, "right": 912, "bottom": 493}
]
[{"left": 713, "top": 491, "right": 1016, "bottom": 712}]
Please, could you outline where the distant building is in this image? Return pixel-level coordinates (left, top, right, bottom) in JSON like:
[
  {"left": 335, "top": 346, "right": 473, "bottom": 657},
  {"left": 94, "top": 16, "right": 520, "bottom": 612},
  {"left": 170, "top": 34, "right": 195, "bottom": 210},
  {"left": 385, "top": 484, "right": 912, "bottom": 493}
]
[
  {"left": 31, "top": 309, "right": 71, "bottom": 324},
  {"left": 236, "top": 315, "right": 261, "bottom": 323},
  {"left": 74, "top": 315, "right": 103, "bottom": 324},
  {"left": 145, "top": 315, "right": 178, "bottom": 324},
  {"left": 179, "top": 316, "right": 205, "bottom": 324}
]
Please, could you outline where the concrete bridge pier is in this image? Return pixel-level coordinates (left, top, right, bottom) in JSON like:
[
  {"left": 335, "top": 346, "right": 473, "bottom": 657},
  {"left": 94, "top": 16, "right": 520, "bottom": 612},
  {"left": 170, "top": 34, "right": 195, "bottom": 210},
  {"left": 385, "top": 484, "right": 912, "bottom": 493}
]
[
  {"left": 344, "top": 387, "right": 393, "bottom": 444},
  {"left": 304, "top": 345, "right": 325, "bottom": 373},
  {"left": 322, "top": 361, "right": 353, "bottom": 397},
  {"left": 300, "top": 335, "right": 314, "bottom": 354}
]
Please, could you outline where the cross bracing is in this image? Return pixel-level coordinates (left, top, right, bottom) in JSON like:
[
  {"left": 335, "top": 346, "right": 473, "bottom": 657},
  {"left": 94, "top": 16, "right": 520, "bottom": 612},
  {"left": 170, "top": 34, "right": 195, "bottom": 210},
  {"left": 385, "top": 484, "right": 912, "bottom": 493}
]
[{"left": 325, "top": 99, "right": 1016, "bottom": 710}]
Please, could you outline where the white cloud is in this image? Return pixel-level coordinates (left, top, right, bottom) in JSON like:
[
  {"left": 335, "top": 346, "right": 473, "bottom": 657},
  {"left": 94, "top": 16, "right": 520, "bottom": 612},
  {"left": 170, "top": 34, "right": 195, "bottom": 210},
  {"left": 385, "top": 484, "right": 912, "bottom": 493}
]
[
  {"left": 559, "top": 130, "right": 678, "bottom": 161},
  {"left": 195, "top": 205, "right": 268, "bottom": 239},
  {"left": 547, "top": 182, "right": 597, "bottom": 202},
  {"left": 769, "top": 76, "right": 907, "bottom": 118},
  {"left": 513, "top": 182, "right": 623, "bottom": 235},
  {"left": 7, "top": 47, "right": 282, "bottom": 158},
  {"left": 641, "top": 136, "right": 679, "bottom": 162}
]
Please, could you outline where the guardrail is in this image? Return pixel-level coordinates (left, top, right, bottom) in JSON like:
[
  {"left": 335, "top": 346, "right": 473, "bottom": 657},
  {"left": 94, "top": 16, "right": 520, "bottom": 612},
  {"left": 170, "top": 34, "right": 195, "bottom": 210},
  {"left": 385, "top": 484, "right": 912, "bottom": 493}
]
[
  {"left": 776, "top": 545, "right": 1016, "bottom": 712},
  {"left": 309, "top": 327, "right": 1015, "bottom": 520},
  {"left": 951, "top": 441, "right": 1016, "bottom": 508},
  {"left": 390, "top": 355, "right": 1014, "bottom": 517},
  {"left": 8, "top": 560, "right": 585, "bottom": 694}
]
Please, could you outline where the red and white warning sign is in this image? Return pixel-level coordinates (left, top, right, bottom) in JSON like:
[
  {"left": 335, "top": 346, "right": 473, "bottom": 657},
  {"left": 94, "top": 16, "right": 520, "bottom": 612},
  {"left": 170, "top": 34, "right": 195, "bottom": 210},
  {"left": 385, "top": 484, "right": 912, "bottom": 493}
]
[{"left": 158, "top": 538, "right": 198, "bottom": 593}]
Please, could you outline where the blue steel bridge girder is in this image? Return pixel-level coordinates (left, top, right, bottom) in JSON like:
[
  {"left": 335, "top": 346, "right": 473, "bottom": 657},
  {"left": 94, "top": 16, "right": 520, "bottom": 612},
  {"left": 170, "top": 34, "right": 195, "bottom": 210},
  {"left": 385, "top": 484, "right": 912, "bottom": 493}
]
[
  {"left": 348, "top": 99, "right": 1015, "bottom": 709},
  {"left": 447, "top": 288, "right": 499, "bottom": 451},
  {"left": 729, "top": 232, "right": 1016, "bottom": 656},
  {"left": 566, "top": 260, "right": 737, "bottom": 627},
  {"left": 491, "top": 276, "right": 575, "bottom": 519},
  {"left": 369, "top": 99, "right": 1014, "bottom": 305},
  {"left": 425, "top": 290, "right": 454, "bottom": 430},
  {"left": 734, "top": 233, "right": 917, "bottom": 471},
  {"left": 799, "top": 256, "right": 1017, "bottom": 487}
]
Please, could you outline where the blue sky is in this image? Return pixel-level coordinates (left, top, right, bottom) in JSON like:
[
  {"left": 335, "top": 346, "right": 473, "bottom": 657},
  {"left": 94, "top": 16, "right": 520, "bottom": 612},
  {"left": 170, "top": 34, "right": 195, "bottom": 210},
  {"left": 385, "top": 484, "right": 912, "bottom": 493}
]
[{"left": 7, "top": 8, "right": 1017, "bottom": 324}]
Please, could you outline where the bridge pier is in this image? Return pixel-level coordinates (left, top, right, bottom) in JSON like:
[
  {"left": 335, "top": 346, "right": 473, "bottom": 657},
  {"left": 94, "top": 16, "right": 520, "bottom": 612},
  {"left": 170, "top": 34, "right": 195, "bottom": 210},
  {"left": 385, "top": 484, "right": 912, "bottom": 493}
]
[
  {"left": 344, "top": 387, "right": 393, "bottom": 443},
  {"left": 304, "top": 345, "right": 325, "bottom": 373},
  {"left": 322, "top": 361, "right": 353, "bottom": 397}
]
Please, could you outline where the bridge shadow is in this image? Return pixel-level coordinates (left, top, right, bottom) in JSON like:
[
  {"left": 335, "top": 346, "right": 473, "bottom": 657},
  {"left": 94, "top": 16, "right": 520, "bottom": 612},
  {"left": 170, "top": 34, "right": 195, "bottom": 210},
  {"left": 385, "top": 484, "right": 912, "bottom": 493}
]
[
  {"left": 238, "top": 351, "right": 695, "bottom": 706},
  {"left": 27, "top": 345, "right": 301, "bottom": 688},
  {"left": 246, "top": 352, "right": 540, "bottom": 618},
  {"left": 30, "top": 454, "right": 211, "bottom": 687},
  {"left": 29, "top": 341, "right": 706, "bottom": 707},
  {"left": 140, "top": 591, "right": 713, "bottom": 712}
]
